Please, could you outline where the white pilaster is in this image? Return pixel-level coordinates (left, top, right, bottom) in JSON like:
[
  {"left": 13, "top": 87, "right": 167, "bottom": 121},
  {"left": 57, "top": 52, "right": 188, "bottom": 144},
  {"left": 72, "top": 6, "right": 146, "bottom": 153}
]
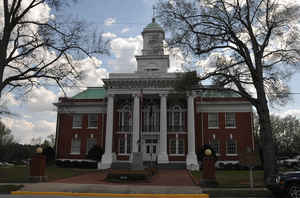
[
  {"left": 158, "top": 93, "right": 169, "bottom": 164},
  {"left": 132, "top": 93, "right": 140, "bottom": 153},
  {"left": 99, "top": 94, "right": 114, "bottom": 169},
  {"left": 186, "top": 93, "right": 199, "bottom": 170}
]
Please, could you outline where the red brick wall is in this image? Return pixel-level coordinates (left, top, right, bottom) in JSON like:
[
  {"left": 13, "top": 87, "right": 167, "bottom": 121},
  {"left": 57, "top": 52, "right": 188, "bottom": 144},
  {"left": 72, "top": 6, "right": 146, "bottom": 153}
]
[
  {"left": 57, "top": 113, "right": 105, "bottom": 159},
  {"left": 197, "top": 112, "right": 253, "bottom": 161}
]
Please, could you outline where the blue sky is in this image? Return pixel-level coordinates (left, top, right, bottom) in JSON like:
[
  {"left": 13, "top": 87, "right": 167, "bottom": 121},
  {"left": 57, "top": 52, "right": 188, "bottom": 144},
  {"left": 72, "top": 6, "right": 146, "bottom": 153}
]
[{"left": 2, "top": 0, "right": 300, "bottom": 144}]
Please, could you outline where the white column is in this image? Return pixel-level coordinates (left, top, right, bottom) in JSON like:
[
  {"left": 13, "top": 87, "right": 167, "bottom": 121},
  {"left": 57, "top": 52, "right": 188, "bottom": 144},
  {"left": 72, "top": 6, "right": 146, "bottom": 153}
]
[
  {"left": 158, "top": 93, "right": 169, "bottom": 164},
  {"left": 100, "top": 94, "right": 114, "bottom": 169},
  {"left": 132, "top": 93, "right": 140, "bottom": 153},
  {"left": 186, "top": 93, "right": 199, "bottom": 170}
]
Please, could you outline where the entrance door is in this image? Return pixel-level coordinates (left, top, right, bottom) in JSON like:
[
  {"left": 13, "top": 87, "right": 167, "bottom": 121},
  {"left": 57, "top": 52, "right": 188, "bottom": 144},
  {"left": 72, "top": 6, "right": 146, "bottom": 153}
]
[{"left": 143, "top": 139, "right": 158, "bottom": 161}]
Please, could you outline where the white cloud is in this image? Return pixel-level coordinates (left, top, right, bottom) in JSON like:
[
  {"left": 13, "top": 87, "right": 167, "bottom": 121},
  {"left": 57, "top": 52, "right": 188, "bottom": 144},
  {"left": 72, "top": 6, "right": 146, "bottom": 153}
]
[
  {"left": 26, "top": 87, "right": 58, "bottom": 112},
  {"left": 109, "top": 36, "right": 143, "bottom": 73},
  {"left": 1, "top": 93, "right": 20, "bottom": 107},
  {"left": 1, "top": 117, "right": 55, "bottom": 144},
  {"left": 166, "top": 47, "right": 185, "bottom": 72},
  {"left": 75, "top": 56, "right": 109, "bottom": 87},
  {"left": 104, "top": 17, "right": 116, "bottom": 26},
  {"left": 273, "top": 109, "right": 300, "bottom": 119},
  {"left": 102, "top": 32, "right": 117, "bottom": 39},
  {"left": 121, "top": 28, "right": 130, "bottom": 33}
]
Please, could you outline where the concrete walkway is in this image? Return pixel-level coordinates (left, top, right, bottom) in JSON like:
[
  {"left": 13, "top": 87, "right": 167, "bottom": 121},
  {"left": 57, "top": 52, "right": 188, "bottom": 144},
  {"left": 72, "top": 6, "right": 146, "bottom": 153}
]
[
  {"left": 19, "top": 183, "right": 204, "bottom": 194},
  {"left": 50, "top": 169, "right": 196, "bottom": 186}
]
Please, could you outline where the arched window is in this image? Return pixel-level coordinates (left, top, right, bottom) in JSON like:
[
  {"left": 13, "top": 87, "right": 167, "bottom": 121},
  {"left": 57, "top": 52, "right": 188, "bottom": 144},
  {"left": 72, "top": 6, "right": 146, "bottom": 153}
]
[
  {"left": 167, "top": 105, "right": 186, "bottom": 132},
  {"left": 118, "top": 105, "right": 132, "bottom": 132},
  {"left": 226, "top": 139, "right": 237, "bottom": 155}
]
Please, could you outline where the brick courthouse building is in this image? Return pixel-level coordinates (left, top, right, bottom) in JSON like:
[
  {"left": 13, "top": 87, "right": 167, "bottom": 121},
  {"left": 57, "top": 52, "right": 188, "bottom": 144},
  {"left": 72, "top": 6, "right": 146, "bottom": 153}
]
[{"left": 54, "top": 19, "right": 254, "bottom": 170}]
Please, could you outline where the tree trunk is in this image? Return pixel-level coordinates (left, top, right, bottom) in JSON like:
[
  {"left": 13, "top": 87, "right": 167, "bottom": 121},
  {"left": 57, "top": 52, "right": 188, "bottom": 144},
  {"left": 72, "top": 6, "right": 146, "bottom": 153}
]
[
  {"left": 256, "top": 100, "right": 276, "bottom": 184},
  {"left": 0, "top": 61, "right": 5, "bottom": 98}
]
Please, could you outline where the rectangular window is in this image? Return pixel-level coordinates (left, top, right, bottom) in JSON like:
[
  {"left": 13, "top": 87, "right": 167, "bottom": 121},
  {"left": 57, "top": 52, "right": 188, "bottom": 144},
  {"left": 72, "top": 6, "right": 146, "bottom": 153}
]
[
  {"left": 86, "top": 138, "right": 96, "bottom": 154},
  {"left": 169, "top": 138, "right": 185, "bottom": 155},
  {"left": 72, "top": 114, "right": 82, "bottom": 128},
  {"left": 71, "top": 138, "right": 81, "bottom": 154},
  {"left": 127, "top": 135, "right": 132, "bottom": 154},
  {"left": 225, "top": 112, "right": 236, "bottom": 128},
  {"left": 210, "top": 141, "right": 219, "bottom": 154},
  {"left": 169, "top": 139, "right": 177, "bottom": 154},
  {"left": 178, "top": 139, "right": 185, "bottom": 154},
  {"left": 208, "top": 113, "right": 218, "bottom": 128},
  {"left": 227, "top": 140, "right": 237, "bottom": 154},
  {"left": 119, "top": 137, "right": 125, "bottom": 154},
  {"left": 119, "top": 135, "right": 131, "bottom": 155},
  {"left": 88, "top": 114, "right": 98, "bottom": 128}
]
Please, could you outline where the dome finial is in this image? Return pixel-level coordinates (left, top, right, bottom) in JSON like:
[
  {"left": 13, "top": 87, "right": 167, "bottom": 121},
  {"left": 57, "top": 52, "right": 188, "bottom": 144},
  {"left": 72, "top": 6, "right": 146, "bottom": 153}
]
[{"left": 152, "top": 5, "right": 156, "bottom": 23}]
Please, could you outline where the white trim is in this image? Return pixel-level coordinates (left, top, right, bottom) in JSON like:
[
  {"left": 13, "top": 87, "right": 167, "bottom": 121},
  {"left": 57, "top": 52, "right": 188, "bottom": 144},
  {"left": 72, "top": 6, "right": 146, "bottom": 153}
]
[
  {"left": 208, "top": 127, "right": 219, "bottom": 129},
  {"left": 207, "top": 112, "right": 219, "bottom": 129},
  {"left": 225, "top": 112, "right": 236, "bottom": 128},
  {"left": 169, "top": 154, "right": 185, "bottom": 156},
  {"left": 69, "top": 152, "right": 80, "bottom": 155},
  {"left": 58, "top": 105, "right": 106, "bottom": 114},
  {"left": 116, "top": 132, "right": 132, "bottom": 134},
  {"left": 197, "top": 103, "right": 252, "bottom": 113},
  {"left": 118, "top": 153, "right": 130, "bottom": 156},
  {"left": 87, "top": 127, "right": 98, "bottom": 129},
  {"left": 167, "top": 132, "right": 187, "bottom": 134},
  {"left": 226, "top": 154, "right": 238, "bottom": 156}
]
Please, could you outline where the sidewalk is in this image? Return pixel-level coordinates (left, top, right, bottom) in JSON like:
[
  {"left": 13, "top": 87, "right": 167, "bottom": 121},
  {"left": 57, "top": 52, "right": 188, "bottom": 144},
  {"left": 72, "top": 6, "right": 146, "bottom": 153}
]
[{"left": 19, "top": 182, "right": 204, "bottom": 194}]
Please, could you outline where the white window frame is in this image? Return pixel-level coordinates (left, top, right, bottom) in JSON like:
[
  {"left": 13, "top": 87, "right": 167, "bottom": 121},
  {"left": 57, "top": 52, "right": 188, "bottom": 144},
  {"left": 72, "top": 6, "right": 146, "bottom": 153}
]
[
  {"left": 209, "top": 140, "right": 220, "bottom": 156},
  {"left": 225, "top": 112, "right": 236, "bottom": 128},
  {"left": 208, "top": 113, "right": 219, "bottom": 129},
  {"left": 142, "top": 105, "right": 160, "bottom": 132},
  {"left": 169, "top": 134, "right": 185, "bottom": 156},
  {"left": 70, "top": 137, "right": 81, "bottom": 155},
  {"left": 118, "top": 105, "right": 132, "bottom": 132},
  {"left": 86, "top": 137, "right": 97, "bottom": 154},
  {"left": 72, "top": 114, "right": 82, "bottom": 129},
  {"left": 167, "top": 105, "right": 186, "bottom": 132},
  {"left": 226, "top": 139, "right": 238, "bottom": 156},
  {"left": 88, "top": 114, "right": 98, "bottom": 128},
  {"left": 118, "top": 134, "right": 131, "bottom": 155}
]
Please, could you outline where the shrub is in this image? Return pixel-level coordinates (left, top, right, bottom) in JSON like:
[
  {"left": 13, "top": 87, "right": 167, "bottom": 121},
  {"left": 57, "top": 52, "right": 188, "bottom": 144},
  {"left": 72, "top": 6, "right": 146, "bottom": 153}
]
[
  {"left": 63, "top": 160, "right": 71, "bottom": 168},
  {"left": 55, "top": 160, "right": 63, "bottom": 167},
  {"left": 87, "top": 145, "right": 104, "bottom": 161},
  {"left": 42, "top": 146, "right": 55, "bottom": 165}
]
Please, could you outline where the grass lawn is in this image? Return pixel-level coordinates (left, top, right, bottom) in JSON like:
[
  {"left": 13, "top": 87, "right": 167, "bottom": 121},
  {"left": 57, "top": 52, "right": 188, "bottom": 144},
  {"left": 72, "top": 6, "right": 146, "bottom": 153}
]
[
  {"left": 191, "top": 170, "right": 265, "bottom": 188},
  {"left": 191, "top": 170, "right": 272, "bottom": 197},
  {"left": 0, "top": 165, "right": 97, "bottom": 183}
]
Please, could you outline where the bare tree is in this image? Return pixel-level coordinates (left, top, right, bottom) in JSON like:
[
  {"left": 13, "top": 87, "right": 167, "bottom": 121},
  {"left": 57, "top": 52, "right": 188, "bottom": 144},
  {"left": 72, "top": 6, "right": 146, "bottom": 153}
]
[
  {"left": 156, "top": 0, "right": 300, "bottom": 182},
  {"left": 0, "top": 0, "right": 109, "bottom": 96},
  {"left": 0, "top": 120, "right": 14, "bottom": 146}
]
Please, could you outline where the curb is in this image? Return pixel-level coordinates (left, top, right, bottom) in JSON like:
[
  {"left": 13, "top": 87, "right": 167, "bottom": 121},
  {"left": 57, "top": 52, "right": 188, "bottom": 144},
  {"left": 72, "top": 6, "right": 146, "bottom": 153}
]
[{"left": 11, "top": 191, "right": 209, "bottom": 197}]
